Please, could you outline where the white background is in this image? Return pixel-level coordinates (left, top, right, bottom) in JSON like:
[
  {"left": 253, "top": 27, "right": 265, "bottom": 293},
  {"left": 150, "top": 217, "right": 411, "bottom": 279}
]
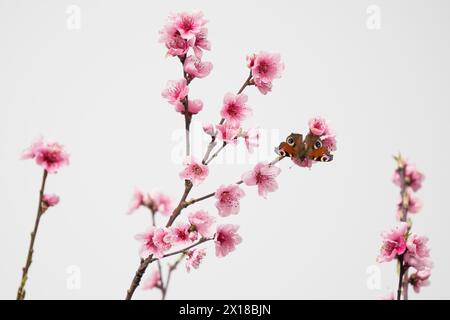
[{"left": 1, "top": 0, "right": 449, "bottom": 299}]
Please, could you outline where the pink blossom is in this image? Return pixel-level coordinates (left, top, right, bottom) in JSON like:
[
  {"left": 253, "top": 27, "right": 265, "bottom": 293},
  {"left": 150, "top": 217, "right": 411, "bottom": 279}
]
[
  {"left": 152, "top": 227, "right": 172, "bottom": 254},
  {"left": 244, "top": 128, "right": 260, "bottom": 153},
  {"left": 377, "top": 223, "right": 408, "bottom": 263},
  {"left": 242, "top": 162, "right": 281, "bottom": 198},
  {"left": 179, "top": 156, "right": 209, "bottom": 185},
  {"left": 308, "top": 117, "right": 329, "bottom": 136},
  {"left": 169, "top": 223, "right": 194, "bottom": 245},
  {"left": 142, "top": 269, "right": 161, "bottom": 290},
  {"left": 220, "top": 93, "right": 252, "bottom": 126},
  {"left": 161, "top": 79, "right": 189, "bottom": 105},
  {"left": 404, "top": 253, "right": 433, "bottom": 271},
  {"left": 216, "top": 123, "right": 239, "bottom": 145},
  {"left": 406, "top": 235, "right": 430, "bottom": 258},
  {"left": 292, "top": 157, "right": 313, "bottom": 168},
  {"left": 215, "top": 224, "right": 242, "bottom": 257},
  {"left": 188, "top": 210, "right": 215, "bottom": 238},
  {"left": 42, "top": 194, "right": 60, "bottom": 208},
  {"left": 192, "top": 28, "right": 211, "bottom": 58},
  {"left": 246, "top": 53, "right": 256, "bottom": 68},
  {"left": 135, "top": 227, "right": 172, "bottom": 259},
  {"left": 251, "top": 52, "right": 284, "bottom": 83},
  {"left": 159, "top": 24, "right": 189, "bottom": 57},
  {"left": 127, "top": 190, "right": 145, "bottom": 215},
  {"left": 322, "top": 135, "right": 337, "bottom": 152},
  {"left": 184, "top": 55, "right": 213, "bottom": 79},
  {"left": 36, "top": 142, "right": 70, "bottom": 173},
  {"left": 169, "top": 11, "right": 207, "bottom": 41},
  {"left": 21, "top": 136, "right": 44, "bottom": 160},
  {"left": 250, "top": 52, "right": 283, "bottom": 95},
  {"left": 398, "top": 190, "right": 422, "bottom": 215},
  {"left": 393, "top": 163, "right": 425, "bottom": 192},
  {"left": 22, "top": 137, "right": 70, "bottom": 173},
  {"left": 409, "top": 270, "right": 431, "bottom": 293},
  {"left": 254, "top": 78, "right": 273, "bottom": 95},
  {"left": 150, "top": 192, "right": 173, "bottom": 215},
  {"left": 185, "top": 248, "right": 206, "bottom": 272},
  {"left": 135, "top": 227, "right": 160, "bottom": 258},
  {"left": 202, "top": 122, "right": 215, "bottom": 136},
  {"left": 215, "top": 184, "right": 245, "bottom": 217},
  {"left": 174, "top": 99, "right": 203, "bottom": 115}
]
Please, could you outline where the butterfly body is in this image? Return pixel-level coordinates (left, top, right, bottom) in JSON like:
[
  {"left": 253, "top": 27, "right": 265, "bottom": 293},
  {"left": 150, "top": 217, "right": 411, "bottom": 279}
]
[{"left": 277, "top": 132, "right": 333, "bottom": 162}]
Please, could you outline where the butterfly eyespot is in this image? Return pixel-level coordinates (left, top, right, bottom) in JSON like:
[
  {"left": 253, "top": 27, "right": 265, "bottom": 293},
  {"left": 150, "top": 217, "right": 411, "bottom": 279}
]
[
  {"left": 279, "top": 149, "right": 286, "bottom": 156},
  {"left": 321, "top": 155, "right": 333, "bottom": 162},
  {"left": 286, "top": 136, "right": 295, "bottom": 146},
  {"left": 313, "top": 140, "right": 322, "bottom": 150}
]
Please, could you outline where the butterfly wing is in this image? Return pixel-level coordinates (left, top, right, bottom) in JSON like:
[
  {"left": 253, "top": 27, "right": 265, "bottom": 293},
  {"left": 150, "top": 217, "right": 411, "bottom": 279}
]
[
  {"left": 277, "top": 133, "right": 304, "bottom": 158},
  {"left": 304, "top": 133, "right": 333, "bottom": 162}
]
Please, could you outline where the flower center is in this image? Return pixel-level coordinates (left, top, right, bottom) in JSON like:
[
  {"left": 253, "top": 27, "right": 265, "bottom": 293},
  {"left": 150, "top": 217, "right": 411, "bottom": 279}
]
[
  {"left": 258, "top": 62, "right": 270, "bottom": 74},
  {"left": 181, "top": 17, "right": 195, "bottom": 32},
  {"left": 193, "top": 165, "right": 203, "bottom": 175},
  {"left": 43, "top": 150, "right": 60, "bottom": 163}
]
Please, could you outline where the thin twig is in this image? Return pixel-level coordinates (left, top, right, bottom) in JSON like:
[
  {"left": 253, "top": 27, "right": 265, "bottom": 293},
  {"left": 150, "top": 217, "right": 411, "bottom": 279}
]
[
  {"left": 154, "top": 237, "right": 213, "bottom": 262},
  {"left": 185, "top": 156, "right": 285, "bottom": 208},
  {"left": 16, "top": 170, "right": 48, "bottom": 300},
  {"left": 202, "top": 140, "right": 217, "bottom": 164},
  {"left": 161, "top": 254, "right": 185, "bottom": 300},
  {"left": 205, "top": 142, "right": 227, "bottom": 165},
  {"left": 201, "top": 72, "right": 253, "bottom": 165}
]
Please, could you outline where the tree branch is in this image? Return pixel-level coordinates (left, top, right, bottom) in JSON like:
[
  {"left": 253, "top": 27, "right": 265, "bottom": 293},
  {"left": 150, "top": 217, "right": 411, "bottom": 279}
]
[
  {"left": 16, "top": 170, "right": 48, "bottom": 300},
  {"left": 395, "top": 155, "right": 410, "bottom": 300}
]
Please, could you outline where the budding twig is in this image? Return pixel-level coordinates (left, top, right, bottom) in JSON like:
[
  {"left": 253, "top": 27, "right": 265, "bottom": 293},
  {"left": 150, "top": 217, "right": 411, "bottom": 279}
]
[{"left": 16, "top": 170, "right": 48, "bottom": 300}]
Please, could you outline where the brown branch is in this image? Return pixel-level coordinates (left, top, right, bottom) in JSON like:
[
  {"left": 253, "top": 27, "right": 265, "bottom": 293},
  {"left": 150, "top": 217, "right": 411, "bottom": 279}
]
[
  {"left": 166, "top": 180, "right": 193, "bottom": 227},
  {"left": 125, "top": 254, "right": 154, "bottom": 300},
  {"left": 125, "top": 53, "right": 199, "bottom": 300},
  {"left": 16, "top": 170, "right": 48, "bottom": 300},
  {"left": 395, "top": 155, "right": 410, "bottom": 300},
  {"left": 178, "top": 54, "right": 192, "bottom": 156}
]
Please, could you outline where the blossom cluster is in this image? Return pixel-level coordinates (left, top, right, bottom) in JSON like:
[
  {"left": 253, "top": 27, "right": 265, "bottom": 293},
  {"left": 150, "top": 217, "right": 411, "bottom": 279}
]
[
  {"left": 127, "top": 190, "right": 173, "bottom": 215},
  {"left": 126, "top": 10, "right": 336, "bottom": 299},
  {"left": 377, "top": 158, "right": 431, "bottom": 298},
  {"left": 22, "top": 136, "right": 70, "bottom": 211}
]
